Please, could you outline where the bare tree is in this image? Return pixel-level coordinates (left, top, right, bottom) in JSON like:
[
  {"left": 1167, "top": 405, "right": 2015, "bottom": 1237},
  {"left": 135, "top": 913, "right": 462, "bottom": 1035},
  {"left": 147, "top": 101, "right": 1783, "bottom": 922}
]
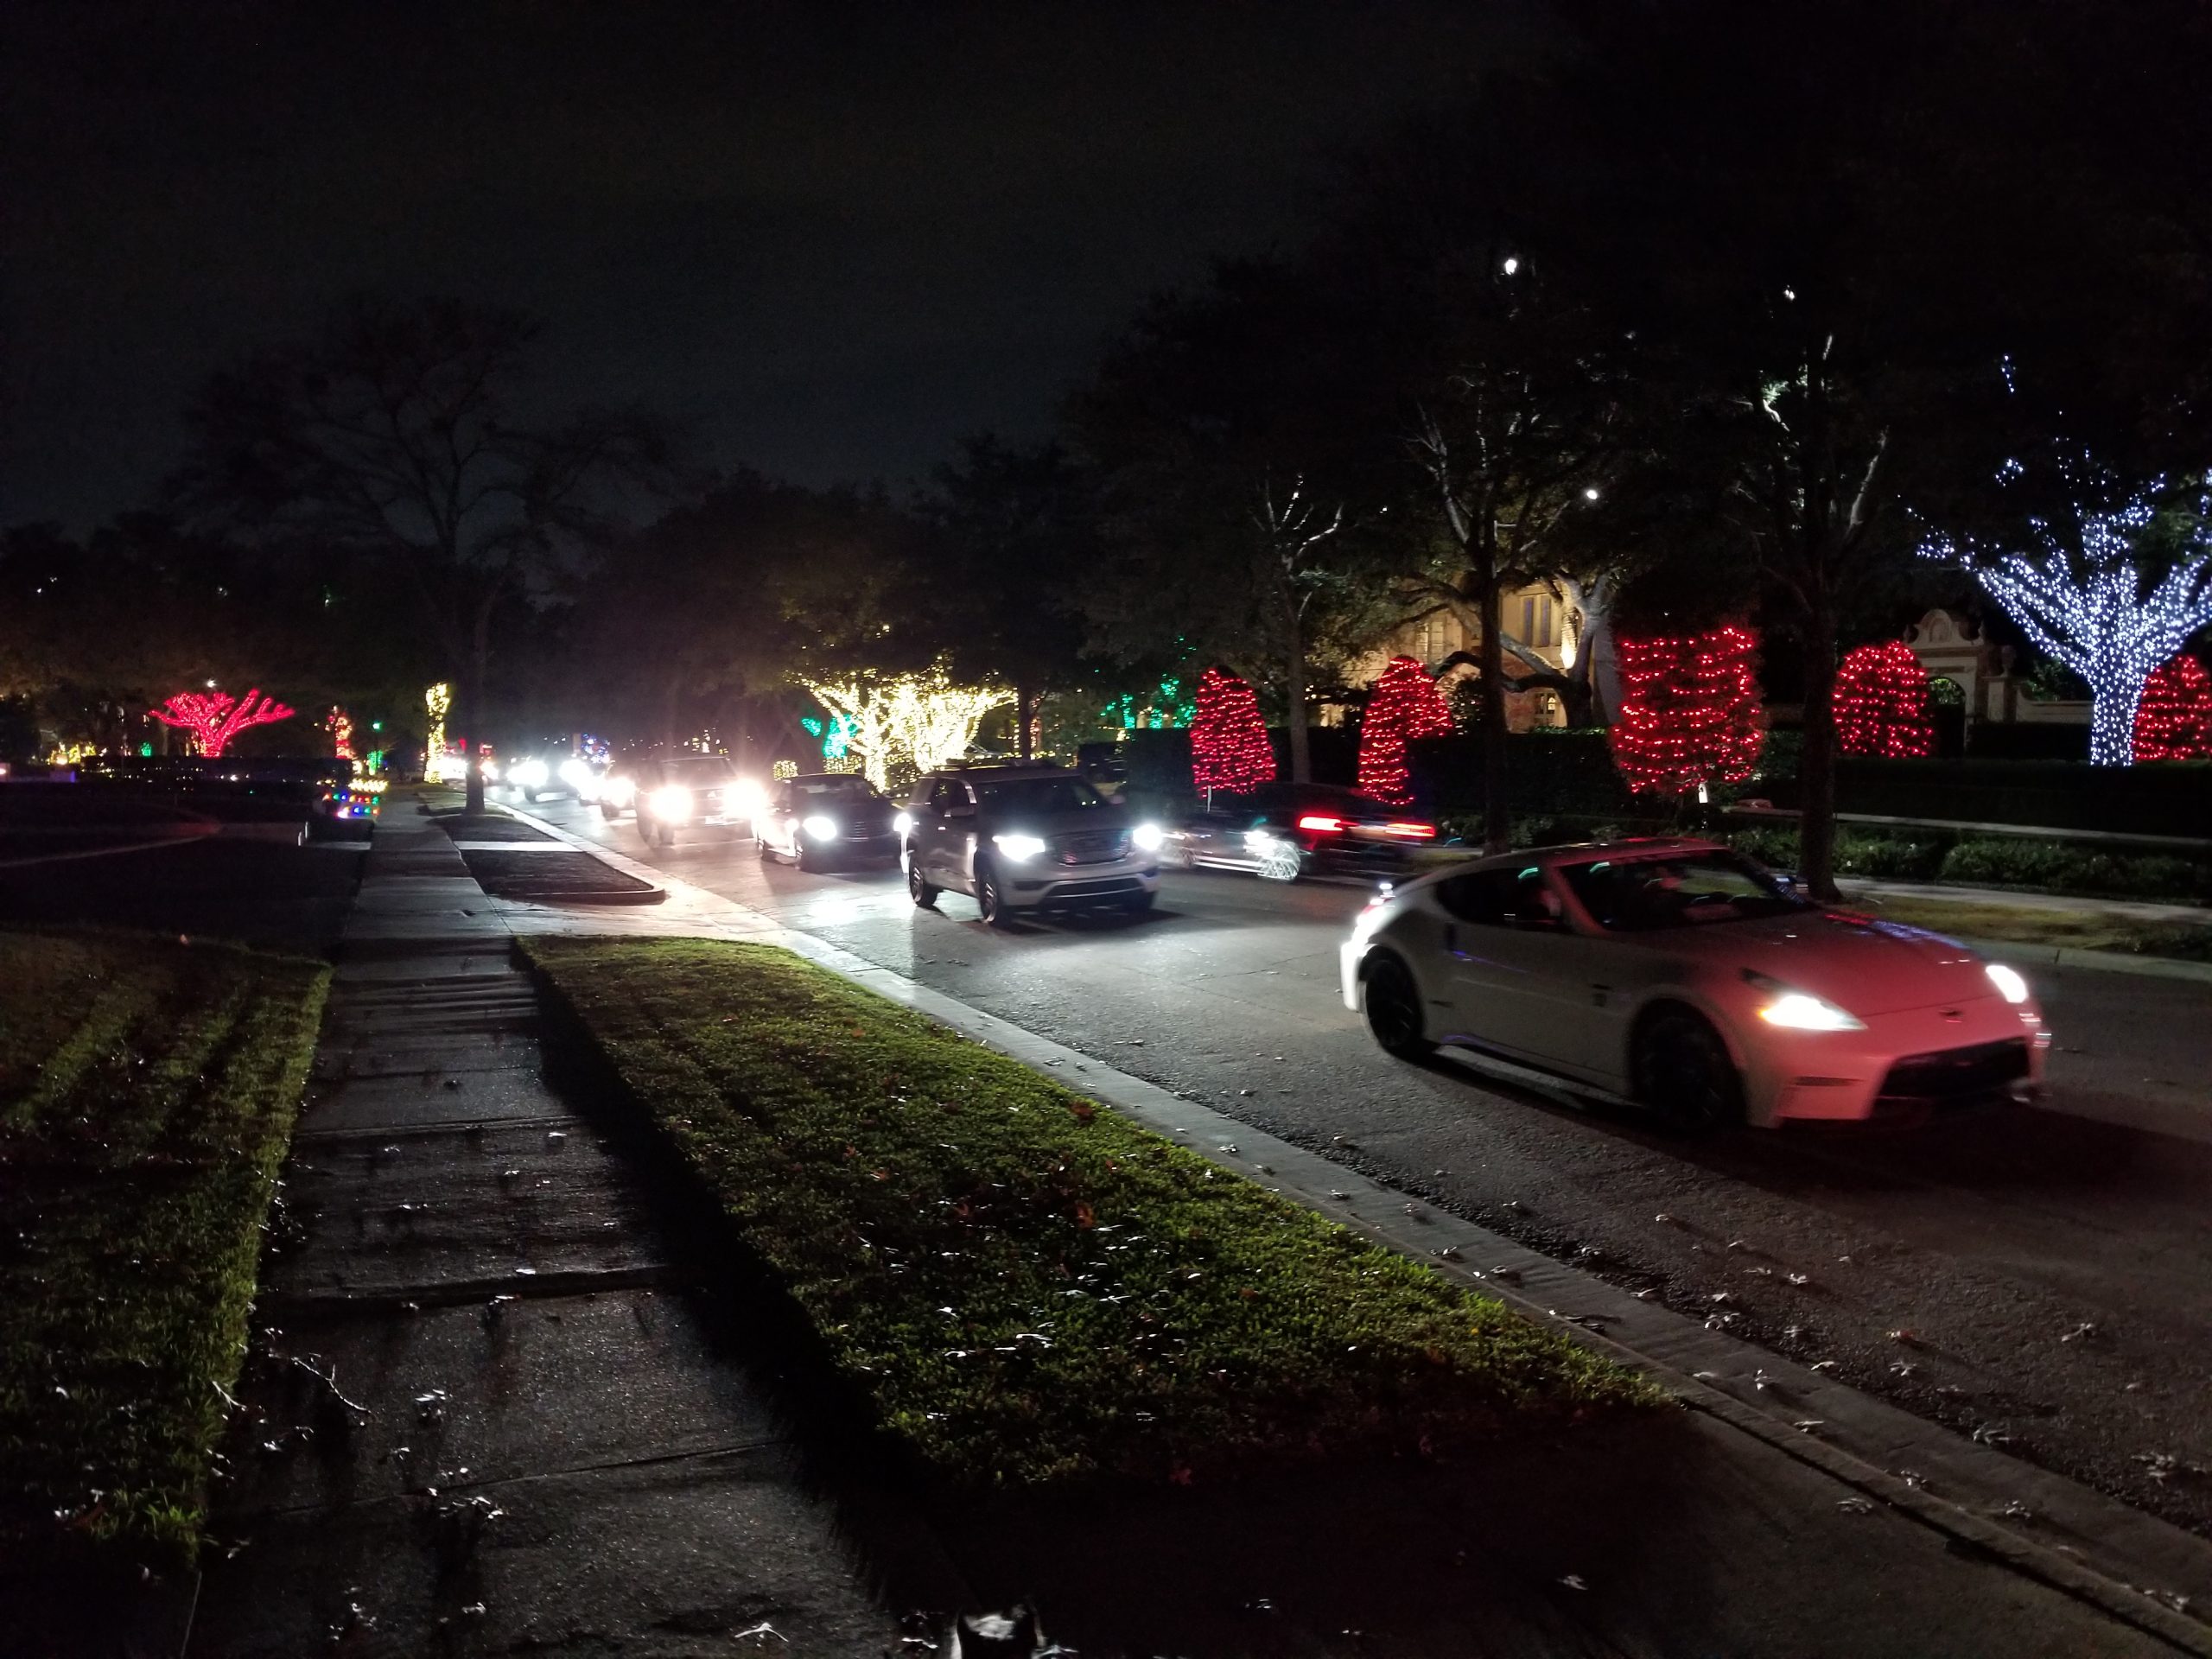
[{"left": 171, "top": 298, "right": 671, "bottom": 810}]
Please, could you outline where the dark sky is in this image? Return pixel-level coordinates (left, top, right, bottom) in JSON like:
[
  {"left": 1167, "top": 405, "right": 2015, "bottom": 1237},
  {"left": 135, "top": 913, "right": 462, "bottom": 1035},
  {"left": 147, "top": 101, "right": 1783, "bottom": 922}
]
[{"left": 2, "top": 2, "right": 1506, "bottom": 531}]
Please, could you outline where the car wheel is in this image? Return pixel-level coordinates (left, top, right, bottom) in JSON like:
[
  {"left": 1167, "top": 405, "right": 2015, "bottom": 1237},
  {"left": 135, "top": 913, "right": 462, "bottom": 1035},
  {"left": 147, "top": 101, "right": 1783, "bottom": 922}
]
[
  {"left": 524, "top": 787, "right": 540, "bottom": 803},
  {"left": 795, "top": 841, "right": 816, "bottom": 872},
  {"left": 1122, "top": 889, "right": 1155, "bottom": 916},
  {"left": 976, "top": 860, "right": 1013, "bottom": 928},
  {"left": 1362, "top": 952, "right": 1433, "bottom": 1059},
  {"left": 756, "top": 835, "right": 774, "bottom": 861},
  {"left": 1636, "top": 1008, "right": 1745, "bottom": 1135},
  {"left": 637, "top": 816, "right": 656, "bottom": 846},
  {"left": 601, "top": 801, "right": 620, "bottom": 822},
  {"left": 1257, "top": 839, "right": 1304, "bottom": 882},
  {"left": 657, "top": 821, "right": 677, "bottom": 849},
  {"left": 906, "top": 854, "right": 939, "bottom": 908}
]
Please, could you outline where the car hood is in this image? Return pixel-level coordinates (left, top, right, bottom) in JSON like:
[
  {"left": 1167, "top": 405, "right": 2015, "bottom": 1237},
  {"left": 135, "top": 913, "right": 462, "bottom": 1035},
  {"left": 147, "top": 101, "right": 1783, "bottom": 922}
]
[
  {"left": 986, "top": 810, "right": 1132, "bottom": 839},
  {"left": 1654, "top": 910, "right": 2000, "bottom": 1016}
]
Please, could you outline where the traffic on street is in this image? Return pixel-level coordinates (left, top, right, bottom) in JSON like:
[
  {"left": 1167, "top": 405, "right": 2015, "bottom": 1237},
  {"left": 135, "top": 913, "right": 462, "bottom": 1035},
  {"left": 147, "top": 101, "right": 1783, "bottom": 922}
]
[{"left": 524, "top": 786, "right": 2212, "bottom": 1539}]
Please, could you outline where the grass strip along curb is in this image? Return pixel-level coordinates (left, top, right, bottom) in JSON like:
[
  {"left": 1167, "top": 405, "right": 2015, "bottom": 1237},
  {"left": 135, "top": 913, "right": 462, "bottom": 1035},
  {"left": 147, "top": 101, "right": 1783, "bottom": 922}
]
[
  {"left": 0, "top": 928, "right": 329, "bottom": 1561},
  {"left": 520, "top": 937, "right": 1652, "bottom": 1486}
]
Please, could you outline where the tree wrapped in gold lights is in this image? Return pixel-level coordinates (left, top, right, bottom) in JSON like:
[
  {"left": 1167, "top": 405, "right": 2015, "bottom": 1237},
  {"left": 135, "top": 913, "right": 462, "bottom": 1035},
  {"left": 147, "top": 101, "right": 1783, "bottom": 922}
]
[
  {"left": 1609, "top": 626, "right": 1764, "bottom": 798},
  {"left": 1356, "top": 656, "right": 1452, "bottom": 807},
  {"left": 2133, "top": 655, "right": 2212, "bottom": 761},
  {"left": 1189, "top": 667, "right": 1274, "bottom": 797},
  {"left": 804, "top": 666, "right": 1007, "bottom": 792},
  {"left": 1834, "top": 640, "right": 1935, "bottom": 758}
]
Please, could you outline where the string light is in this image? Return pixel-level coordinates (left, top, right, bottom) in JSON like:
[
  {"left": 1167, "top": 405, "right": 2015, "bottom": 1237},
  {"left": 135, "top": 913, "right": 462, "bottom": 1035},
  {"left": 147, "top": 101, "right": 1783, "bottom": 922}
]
[
  {"left": 1356, "top": 655, "right": 1452, "bottom": 807},
  {"left": 423, "top": 683, "right": 455, "bottom": 783},
  {"left": 805, "top": 667, "right": 1007, "bottom": 791},
  {"left": 148, "top": 687, "right": 296, "bottom": 759},
  {"left": 1834, "top": 641, "right": 1935, "bottom": 759},
  {"left": 1609, "top": 626, "right": 1764, "bottom": 796},
  {"left": 1190, "top": 667, "right": 1275, "bottom": 796},
  {"left": 2134, "top": 656, "right": 2212, "bottom": 760},
  {"left": 327, "top": 706, "right": 356, "bottom": 764},
  {"left": 1920, "top": 473, "right": 2212, "bottom": 766}
]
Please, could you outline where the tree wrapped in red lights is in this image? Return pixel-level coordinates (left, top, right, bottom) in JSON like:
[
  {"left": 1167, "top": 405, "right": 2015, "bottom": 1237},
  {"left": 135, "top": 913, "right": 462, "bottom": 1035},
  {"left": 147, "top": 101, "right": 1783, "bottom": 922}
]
[
  {"left": 149, "top": 688, "right": 296, "bottom": 758},
  {"left": 2133, "top": 656, "right": 2212, "bottom": 761},
  {"left": 1608, "top": 626, "right": 1764, "bottom": 797},
  {"left": 1833, "top": 640, "right": 1935, "bottom": 758},
  {"left": 327, "top": 706, "right": 356, "bottom": 762},
  {"left": 1357, "top": 655, "right": 1454, "bottom": 807},
  {"left": 1189, "top": 667, "right": 1275, "bottom": 796}
]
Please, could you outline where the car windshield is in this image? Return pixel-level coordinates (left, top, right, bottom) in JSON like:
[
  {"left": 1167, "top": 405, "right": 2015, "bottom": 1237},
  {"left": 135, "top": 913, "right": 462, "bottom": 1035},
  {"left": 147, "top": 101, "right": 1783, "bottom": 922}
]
[
  {"left": 1560, "top": 850, "right": 1810, "bottom": 931},
  {"left": 793, "top": 776, "right": 876, "bottom": 799},
  {"left": 974, "top": 776, "right": 1106, "bottom": 814},
  {"left": 671, "top": 757, "right": 737, "bottom": 785}
]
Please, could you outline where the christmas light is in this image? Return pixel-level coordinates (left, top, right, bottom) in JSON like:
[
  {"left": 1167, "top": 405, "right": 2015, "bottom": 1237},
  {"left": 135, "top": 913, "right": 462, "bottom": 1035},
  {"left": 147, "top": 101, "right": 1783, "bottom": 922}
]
[
  {"left": 1189, "top": 667, "right": 1274, "bottom": 796},
  {"left": 1834, "top": 641, "right": 1935, "bottom": 759},
  {"left": 1609, "top": 626, "right": 1764, "bottom": 797},
  {"left": 327, "top": 706, "right": 356, "bottom": 763},
  {"left": 1355, "top": 655, "right": 1452, "bottom": 807},
  {"left": 1921, "top": 474, "right": 2212, "bottom": 766},
  {"left": 2134, "top": 656, "right": 2212, "bottom": 761},
  {"left": 805, "top": 667, "right": 1007, "bottom": 791},
  {"left": 149, "top": 687, "right": 296, "bottom": 758},
  {"left": 423, "top": 683, "right": 454, "bottom": 783}
]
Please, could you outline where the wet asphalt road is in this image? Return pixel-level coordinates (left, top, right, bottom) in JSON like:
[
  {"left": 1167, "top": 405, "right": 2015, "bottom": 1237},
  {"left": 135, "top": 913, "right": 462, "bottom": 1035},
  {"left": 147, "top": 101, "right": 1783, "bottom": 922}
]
[{"left": 527, "top": 794, "right": 2212, "bottom": 1536}]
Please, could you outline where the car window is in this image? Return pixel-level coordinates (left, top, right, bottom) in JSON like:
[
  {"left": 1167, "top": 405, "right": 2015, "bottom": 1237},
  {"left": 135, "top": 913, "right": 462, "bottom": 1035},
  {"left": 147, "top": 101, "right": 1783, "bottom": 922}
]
[
  {"left": 1437, "top": 868, "right": 1560, "bottom": 925},
  {"left": 974, "top": 776, "right": 1105, "bottom": 814},
  {"left": 929, "top": 779, "right": 969, "bottom": 813},
  {"left": 794, "top": 776, "right": 876, "bottom": 799},
  {"left": 672, "top": 756, "right": 736, "bottom": 785},
  {"left": 1562, "top": 851, "right": 1809, "bottom": 931}
]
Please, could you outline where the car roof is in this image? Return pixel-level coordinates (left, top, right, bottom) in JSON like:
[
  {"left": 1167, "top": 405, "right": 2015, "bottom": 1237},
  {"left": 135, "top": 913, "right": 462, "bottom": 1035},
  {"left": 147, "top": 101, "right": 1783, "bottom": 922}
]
[{"left": 1466, "top": 836, "right": 1727, "bottom": 873}]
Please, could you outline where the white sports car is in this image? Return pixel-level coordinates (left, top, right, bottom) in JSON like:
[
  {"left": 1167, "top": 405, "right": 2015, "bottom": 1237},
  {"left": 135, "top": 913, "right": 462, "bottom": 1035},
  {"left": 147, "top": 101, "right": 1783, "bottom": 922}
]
[{"left": 1340, "top": 838, "right": 2049, "bottom": 1130}]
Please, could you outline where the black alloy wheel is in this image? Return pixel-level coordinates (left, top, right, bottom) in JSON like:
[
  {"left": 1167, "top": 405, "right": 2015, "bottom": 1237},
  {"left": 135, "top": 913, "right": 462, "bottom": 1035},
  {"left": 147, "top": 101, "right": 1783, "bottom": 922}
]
[
  {"left": 976, "top": 860, "right": 1013, "bottom": 928},
  {"left": 1362, "top": 952, "right": 1433, "bottom": 1059},
  {"left": 906, "top": 853, "right": 939, "bottom": 908},
  {"left": 1636, "top": 1008, "right": 1745, "bottom": 1135}
]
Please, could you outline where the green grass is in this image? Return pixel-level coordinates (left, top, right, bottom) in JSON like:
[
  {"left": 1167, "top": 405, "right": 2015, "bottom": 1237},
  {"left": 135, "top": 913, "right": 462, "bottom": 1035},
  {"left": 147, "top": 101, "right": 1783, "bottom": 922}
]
[
  {"left": 0, "top": 929, "right": 328, "bottom": 1560},
  {"left": 1840, "top": 894, "right": 2212, "bottom": 963},
  {"left": 521, "top": 937, "right": 1653, "bottom": 1487}
]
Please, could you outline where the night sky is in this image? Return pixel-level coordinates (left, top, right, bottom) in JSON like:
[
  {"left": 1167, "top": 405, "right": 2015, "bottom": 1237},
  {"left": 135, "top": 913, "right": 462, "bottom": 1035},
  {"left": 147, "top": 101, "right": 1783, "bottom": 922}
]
[{"left": 2, "top": 2, "right": 1503, "bottom": 531}]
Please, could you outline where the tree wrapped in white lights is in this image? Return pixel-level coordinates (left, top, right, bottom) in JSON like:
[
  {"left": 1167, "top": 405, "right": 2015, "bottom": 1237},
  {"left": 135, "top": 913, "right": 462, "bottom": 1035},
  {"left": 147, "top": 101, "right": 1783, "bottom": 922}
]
[
  {"left": 1921, "top": 478, "right": 2212, "bottom": 766},
  {"left": 804, "top": 666, "right": 1007, "bottom": 792}
]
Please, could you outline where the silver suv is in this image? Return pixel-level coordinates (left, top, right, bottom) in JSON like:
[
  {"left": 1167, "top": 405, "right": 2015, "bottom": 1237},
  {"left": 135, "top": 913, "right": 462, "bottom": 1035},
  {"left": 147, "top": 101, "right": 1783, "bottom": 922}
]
[{"left": 900, "top": 762, "right": 1163, "bottom": 925}]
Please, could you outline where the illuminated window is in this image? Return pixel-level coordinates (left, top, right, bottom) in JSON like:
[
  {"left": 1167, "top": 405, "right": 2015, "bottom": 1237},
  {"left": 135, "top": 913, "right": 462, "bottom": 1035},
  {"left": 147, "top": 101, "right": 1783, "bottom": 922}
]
[{"left": 1519, "top": 594, "right": 1559, "bottom": 648}]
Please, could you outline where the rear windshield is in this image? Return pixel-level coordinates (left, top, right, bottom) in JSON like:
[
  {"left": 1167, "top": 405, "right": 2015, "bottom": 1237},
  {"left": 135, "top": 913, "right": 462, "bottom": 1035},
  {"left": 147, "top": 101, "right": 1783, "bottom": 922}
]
[
  {"left": 1560, "top": 850, "right": 1810, "bottom": 931},
  {"left": 975, "top": 776, "right": 1107, "bottom": 814}
]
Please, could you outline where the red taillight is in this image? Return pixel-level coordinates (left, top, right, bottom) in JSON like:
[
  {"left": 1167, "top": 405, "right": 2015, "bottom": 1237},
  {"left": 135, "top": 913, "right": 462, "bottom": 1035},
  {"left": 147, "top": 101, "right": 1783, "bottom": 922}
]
[
  {"left": 1383, "top": 820, "right": 1437, "bottom": 840},
  {"left": 1297, "top": 814, "right": 1346, "bottom": 834}
]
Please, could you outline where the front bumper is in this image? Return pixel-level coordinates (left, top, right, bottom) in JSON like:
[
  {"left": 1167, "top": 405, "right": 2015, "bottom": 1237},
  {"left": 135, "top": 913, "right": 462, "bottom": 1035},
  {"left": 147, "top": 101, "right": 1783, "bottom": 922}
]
[
  {"left": 1745, "top": 999, "right": 2050, "bottom": 1125},
  {"left": 811, "top": 830, "right": 900, "bottom": 861},
  {"left": 1006, "top": 860, "right": 1160, "bottom": 909}
]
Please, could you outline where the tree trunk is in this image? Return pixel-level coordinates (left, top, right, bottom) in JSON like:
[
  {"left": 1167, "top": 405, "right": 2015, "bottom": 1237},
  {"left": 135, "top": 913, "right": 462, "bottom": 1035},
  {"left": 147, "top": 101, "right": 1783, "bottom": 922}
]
[
  {"left": 1797, "top": 609, "right": 1840, "bottom": 901},
  {"left": 1479, "top": 574, "right": 1510, "bottom": 853},
  {"left": 1014, "top": 680, "right": 1035, "bottom": 760},
  {"left": 463, "top": 642, "right": 488, "bottom": 814},
  {"left": 1283, "top": 607, "right": 1312, "bottom": 784}
]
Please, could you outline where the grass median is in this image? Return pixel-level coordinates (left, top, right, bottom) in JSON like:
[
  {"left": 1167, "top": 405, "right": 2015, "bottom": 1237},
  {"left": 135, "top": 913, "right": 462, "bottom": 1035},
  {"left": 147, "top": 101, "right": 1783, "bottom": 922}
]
[
  {"left": 521, "top": 937, "right": 1653, "bottom": 1486},
  {"left": 1847, "top": 893, "right": 2212, "bottom": 963},
  {"left": 0, "top": 929, "right": 328, "bottom": 1560}
]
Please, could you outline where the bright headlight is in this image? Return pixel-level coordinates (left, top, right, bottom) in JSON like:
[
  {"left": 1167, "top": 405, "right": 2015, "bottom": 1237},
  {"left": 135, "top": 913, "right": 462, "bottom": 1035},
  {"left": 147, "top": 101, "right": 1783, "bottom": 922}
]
[
  {"left": 1758, "top": 990, "right": 1865, "bottom": 1032},
  {"left": 1131, "top": 822, "right": 1164, "bottom": 852},
  {"left": 648, "top": 785, "right": 694, "bottom": 822},
  {"left": 993, "top": 833, "right": 1047, "bottom": 861},
  {"left": 512, "top": 759, "right": 549, "bottom": 788},
  {"left": 893, "top": 810, "right": 913, "bottom": 835},
  {"left": 803, "top": 814, "right": 839, "bottom": 842},
  {"left": 479, "top": 759, "right": 501, "bottom": 782},
  {"left": 732, "top": 779, "right": 769, "bottom": 821},
  {"left": 606, "top": 775, "right": 635, "bottom": 804},
  {"left": 558, "top": 758, "right": 592, "bottom": 787},
  {"left": 1985, "top": 963, "right": 2030, "bottom": 1004}
]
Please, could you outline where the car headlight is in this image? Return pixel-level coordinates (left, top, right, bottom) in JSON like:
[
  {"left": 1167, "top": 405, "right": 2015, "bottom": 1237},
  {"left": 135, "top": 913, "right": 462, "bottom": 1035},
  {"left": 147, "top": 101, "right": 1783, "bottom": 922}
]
[
  {"left": 803, "top": 814, "right": 839, "bottom": 842},
  {"left": 648, "top": 785, "right": 694, "bottom": 821},
  {"left": 479, "top": 759, "right": 501, "bottom": 782},
  {"left": 1131, "top": 822, "right": 1164, "bottom": 852},
  {"left": 1757, "top": 990, "right": 1866, "bottom": 1032},
  {"left": 558, "top": 758, "right": 592, "bottom": 788},
  {"left": 512, "top": 759, "right": 549, "bottom": 788},
  {"left": 732, "top": 779, "right": 769, "bottom": 821},
  {"left": 893, "top": 810, "right": 913, "bottom": 835},
  {"left": 606, "top": 775, "right": 635, "bottom": 804},
  {"left": 993, "top": 833, "right": 1047, "bottom": 861},
  {"left": 1985, "top": 963, "right": 2030, "bottom": 1005}
]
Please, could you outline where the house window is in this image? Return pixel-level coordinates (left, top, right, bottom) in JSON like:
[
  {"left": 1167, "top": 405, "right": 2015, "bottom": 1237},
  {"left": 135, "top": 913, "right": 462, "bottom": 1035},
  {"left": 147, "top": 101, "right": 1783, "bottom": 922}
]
[{"left": 1519, "top": 593, "right": 1558, "bottom": 648}]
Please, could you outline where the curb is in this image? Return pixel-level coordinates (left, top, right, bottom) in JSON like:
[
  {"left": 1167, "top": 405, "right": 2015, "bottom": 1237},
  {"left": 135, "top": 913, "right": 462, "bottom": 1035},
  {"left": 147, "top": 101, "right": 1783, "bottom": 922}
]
[
  {"left": 1946, "top": 934, "right": 2212, "bottom": 986},
  {"left": 496, "top": 801, "right": 2212, "bottom": 1652}
]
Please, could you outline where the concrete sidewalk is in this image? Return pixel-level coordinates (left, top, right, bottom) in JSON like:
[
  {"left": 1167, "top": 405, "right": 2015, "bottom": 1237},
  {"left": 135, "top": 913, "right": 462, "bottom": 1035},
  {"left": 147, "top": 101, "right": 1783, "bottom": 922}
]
[
  {"left": 188, "top": 803, "right": 937, "bottom": 1655},
  {"left": 477, "top": 794, "right": 2212, "bottom": 1656},
  {"left": 1837, "top": 875, "right": 2209, "bottom": 927}
]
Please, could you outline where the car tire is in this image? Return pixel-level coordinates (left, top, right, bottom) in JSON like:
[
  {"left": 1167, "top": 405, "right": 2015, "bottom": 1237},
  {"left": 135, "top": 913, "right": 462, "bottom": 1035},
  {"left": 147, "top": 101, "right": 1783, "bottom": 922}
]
[
  {"left": 1635, "top": 1008, "right": 1745, "bottom": 1135},
  {"left": 906, "top": 854, "right": 939, "bottom": 909},
  {"left": 1122, "top": 889, "right": 1155, "bottom": 916},
  {"left": 756, "top": 835, "right": 774, "bottom": 861},
  {"left": 637, "top": 816, "right": 656, "bottom": 846},
  {"left": 524, "top": 788, "right": 540, "bottom": 803},
  {"left": 976, "top": 860, "right": 1013, "bottom": 928},
  {"left": 1362, "top": 952, "right": 1433, "bottom": 1059},
  {"left": 601, "top": 801, "right": 620, "bottom": 821}
]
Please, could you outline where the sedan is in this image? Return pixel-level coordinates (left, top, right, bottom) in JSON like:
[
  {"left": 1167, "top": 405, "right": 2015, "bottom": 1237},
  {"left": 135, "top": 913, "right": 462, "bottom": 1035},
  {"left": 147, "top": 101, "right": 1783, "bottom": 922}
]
[
  {"left": 1166, "top": 782, "right": 1438, "bottom": 882},
  {"left": 1340, "top": 837, "right": 2049, "bottom": 1131},
  {"left": 756, "top": 772, "right": 900, "bottom": 869}
]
